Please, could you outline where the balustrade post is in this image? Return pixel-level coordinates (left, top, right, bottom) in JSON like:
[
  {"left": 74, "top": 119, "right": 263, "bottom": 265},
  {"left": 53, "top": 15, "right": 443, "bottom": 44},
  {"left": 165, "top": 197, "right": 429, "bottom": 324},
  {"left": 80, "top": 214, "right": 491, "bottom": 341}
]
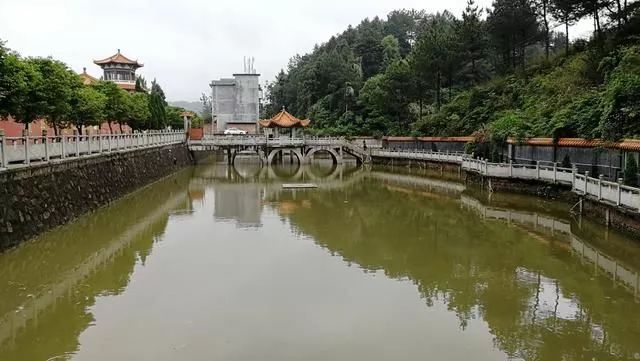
[
  {"left": 509, "top": 160, "right": 513, "bottom": 177},
  {"left": 61, "top": 134, "right": 66, "bottom": 159},
  {"left": 617, "top": 178, "right": 623, "bottom": 206},
  {"left": 598, "top": 175, "right": 604, "bottom": 200},
  {"left": 43, "top": 130, "right": 49, "bottom": 162},
  {"left": 98, "top": 132, "right": 103, "bottom": 154},
  {"left": 571, "top": 166, "right": 577, "bottom": 191},
  {"left": 22, "top": 129, "right": 30, "bottom": 165},
  {"left": 536, "top": 161, "right": 540, "bottom": 179},
  {"left": 87, "top": 133, "right": 92, "bottom": 155},
  {"left": 553, "top": 163, "right": 557, "bottom": 183},
  {"left": 0, "top": 129, "right": 6, "bottom": 168},
  {"left": 74, "top": 130, "right": 80, "bottom": 157},
  {"left": 108, "top": 133, "right": 112, "bottom": 152},
  {"left": 584, "top": 171, "right": 590, "bottom": 194}
]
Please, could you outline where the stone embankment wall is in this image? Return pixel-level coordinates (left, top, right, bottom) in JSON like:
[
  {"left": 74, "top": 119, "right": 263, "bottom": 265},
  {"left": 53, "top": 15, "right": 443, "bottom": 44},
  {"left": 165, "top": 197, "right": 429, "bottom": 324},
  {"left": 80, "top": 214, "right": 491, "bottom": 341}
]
[{"left": 0, "top": 144, "right": 192, "bottom": 250}]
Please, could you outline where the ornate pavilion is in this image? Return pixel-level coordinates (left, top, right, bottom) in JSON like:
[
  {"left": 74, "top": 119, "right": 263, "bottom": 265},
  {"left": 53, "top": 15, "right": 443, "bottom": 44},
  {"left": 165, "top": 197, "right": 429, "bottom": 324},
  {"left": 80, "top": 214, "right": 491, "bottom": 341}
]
[
  {"left": 93, "top": 49, "right": 143, "bottom": 92},
  {"left": 258, "top": 108, "right": 310, "bottom": 137}
]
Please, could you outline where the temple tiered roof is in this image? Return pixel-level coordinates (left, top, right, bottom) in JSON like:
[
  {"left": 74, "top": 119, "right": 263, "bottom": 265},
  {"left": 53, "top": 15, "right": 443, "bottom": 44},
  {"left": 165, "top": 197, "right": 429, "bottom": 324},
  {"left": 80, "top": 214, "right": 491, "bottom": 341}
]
[
  {"left": 259, "top": 109, "right": 310, "bottom": 128},
  {"left": 94, "top": 49, "right": 143, "bottom": 68}
]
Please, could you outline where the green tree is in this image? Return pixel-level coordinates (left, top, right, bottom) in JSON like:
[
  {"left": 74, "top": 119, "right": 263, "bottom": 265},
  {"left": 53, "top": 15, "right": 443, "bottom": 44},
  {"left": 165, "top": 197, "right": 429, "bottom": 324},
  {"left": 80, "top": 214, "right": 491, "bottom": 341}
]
[
  {"left": 28, "top": 57, "right": 82, "bottom": 135},
  {"left": 487, "top": 0, "right": 541, "bottom": 72},
  {"left": 166, "top": 105, "right": 186, "bottom": 129},
  {"left": 94, "top": 80, "right": 129, "bottom": 133},
  {"left": 384, "top": 9, "right": 425, "bottom": 57},
  {"left": 0, "top": 42, "right": 44, "bottom": 128},
  {"left": 148, "top": 79, "right": 167, "bottom": 129},
  {"left": 624, "top": 154, "right": 638, "bottom": 186},
  {"left": 410, "top": 11, "right": 460, "bottom": 110},
  {"left": 381, "top": 35, "right": 401, "bottom": 70},
  {"left": 135, "top": 76, "right": 148, "bottom": 92},
  {"left": 355, "top": 17, "right": 385, "bottom": 80},
  {"left": 69, "top": 86, "right": 106, "bottom": 134},
  {"left": 127, "top": 92, "right": 151, "bottom": 130},
  {"left": 459, "top": 0, "right": 490, "bottom": 85},
  {"left": 550, "top": 0, "right": 581, "bottom": 55},
  {"left": 200, "top": 92, "right": 212, "bottom": 124}
]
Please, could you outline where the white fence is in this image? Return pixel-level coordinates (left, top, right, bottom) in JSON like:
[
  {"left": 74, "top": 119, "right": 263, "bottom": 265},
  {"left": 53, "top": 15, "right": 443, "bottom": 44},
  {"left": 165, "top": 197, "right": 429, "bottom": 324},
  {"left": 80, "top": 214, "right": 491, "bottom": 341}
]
[
  {"left": 463, "top": 157, "right": 640, "bottom": 212},
  {"left": 371, "top": 148, "right": 640, "bottom": 213},
  {"left": 0, "top": 130, "right": 185, "bottom": 169},
  {"left": 371, "top": 149, "right": 464, "bottom": 163}
]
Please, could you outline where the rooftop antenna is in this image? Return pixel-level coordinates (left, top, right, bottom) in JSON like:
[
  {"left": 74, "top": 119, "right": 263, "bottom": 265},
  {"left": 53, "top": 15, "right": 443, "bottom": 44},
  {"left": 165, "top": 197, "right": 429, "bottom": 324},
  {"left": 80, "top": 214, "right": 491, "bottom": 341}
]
[{"left": 243, "top": 56, "right": 247, "bottom": 73}]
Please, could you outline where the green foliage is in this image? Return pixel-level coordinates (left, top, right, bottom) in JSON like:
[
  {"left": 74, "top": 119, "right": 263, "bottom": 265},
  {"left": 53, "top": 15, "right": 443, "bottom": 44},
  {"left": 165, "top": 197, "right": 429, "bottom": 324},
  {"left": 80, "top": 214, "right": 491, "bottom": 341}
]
[
  {"left": 489, "top": 111, "right": 530, "bottom": 141},
  {"left": 624, "top": 154, "right": 639, "bottom": 186},
  {"left": 27, "top": 57, "right": 82, "bottom": 134},
  {"left": 200, "top": 93, "right": 212, "bottom": 123},
  {"left": 148, "top": 79, "right": 167, "bottom": 129},
  {"left": 127, "top": 92, "right": 151, "bottom": 130},
  {"left": 94, "top": 80, "right": 129, "bottom": 131},
  {"left": 0, "top": 39, "right": 172, "bottom": 133},
  {"left": 0, "top": 46, "right": 43, "bottom": 126},
  {"left": 165, "top": 105, "right": 186, "bottom": 129},
  {"left": 381, "top": 35, "right": 401, "bottom": 70},
  {"left": 70, "top": 86, "right": 107, "bottom": 133},
  {"left": 135, "top": 76, "right": 148, "bottom": 92}
]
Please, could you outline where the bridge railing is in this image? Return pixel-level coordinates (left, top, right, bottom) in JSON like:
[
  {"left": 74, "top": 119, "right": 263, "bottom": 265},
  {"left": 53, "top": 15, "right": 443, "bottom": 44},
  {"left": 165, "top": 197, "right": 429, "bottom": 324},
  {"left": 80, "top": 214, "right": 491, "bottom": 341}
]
[
  {"left": 0, "top": 130, "right": 185, "bottom": 170},
  {"left": 463, "top": 157, "right": 640, "bottom": 212},
  {"left": 368, "top": 147, "right": 640, "bottom": 212},
  {"left": 372, "top": 149, "right": 465, "bottom": 163}
]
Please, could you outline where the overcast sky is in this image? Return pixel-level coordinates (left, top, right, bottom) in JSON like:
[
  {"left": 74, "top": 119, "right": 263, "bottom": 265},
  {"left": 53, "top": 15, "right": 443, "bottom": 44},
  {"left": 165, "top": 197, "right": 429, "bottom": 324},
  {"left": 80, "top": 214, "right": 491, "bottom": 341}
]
[{"left": 0, "top": 0, "right": 594, "bottom": 102}]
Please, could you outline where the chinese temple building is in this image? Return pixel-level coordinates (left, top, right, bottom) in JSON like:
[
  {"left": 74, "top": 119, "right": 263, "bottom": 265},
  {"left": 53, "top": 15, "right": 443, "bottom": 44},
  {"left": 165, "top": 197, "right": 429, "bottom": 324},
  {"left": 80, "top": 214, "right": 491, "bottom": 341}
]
[
  {"left": 258, "top": 108, "right": 310, "bottom": 137},
  {"left": 93, "top": 49, "right": 143, "bottom": 92}
]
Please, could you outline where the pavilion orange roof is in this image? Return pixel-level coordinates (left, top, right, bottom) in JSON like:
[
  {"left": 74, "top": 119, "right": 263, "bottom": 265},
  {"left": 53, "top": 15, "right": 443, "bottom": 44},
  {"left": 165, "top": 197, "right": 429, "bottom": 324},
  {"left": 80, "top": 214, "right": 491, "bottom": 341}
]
[
  {"left": 94, "top": 49, "right": 143, "bottom": 68},
  {"left": 259, "top": 109, "right": 311, "bottom": 128}
]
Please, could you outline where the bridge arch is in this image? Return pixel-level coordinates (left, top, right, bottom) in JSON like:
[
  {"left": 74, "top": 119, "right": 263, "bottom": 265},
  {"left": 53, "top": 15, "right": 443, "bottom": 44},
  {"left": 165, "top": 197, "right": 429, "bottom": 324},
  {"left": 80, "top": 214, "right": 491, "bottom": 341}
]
[
  {"left": 267, "top": 148, "right": 304, "bottom": 166},
  {"left": 231, "top": 148, "right": 267, "bottom": 165},
  {"left": 305, "top": 147, "right": 342, "bottom": 165}
]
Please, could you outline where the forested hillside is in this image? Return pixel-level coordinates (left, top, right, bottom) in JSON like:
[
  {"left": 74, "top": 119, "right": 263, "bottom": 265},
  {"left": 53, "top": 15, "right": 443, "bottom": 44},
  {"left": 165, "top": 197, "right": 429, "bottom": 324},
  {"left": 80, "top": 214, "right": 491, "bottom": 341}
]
[{"left": 263, "top": 0, "right": 640, "bottom": 141}]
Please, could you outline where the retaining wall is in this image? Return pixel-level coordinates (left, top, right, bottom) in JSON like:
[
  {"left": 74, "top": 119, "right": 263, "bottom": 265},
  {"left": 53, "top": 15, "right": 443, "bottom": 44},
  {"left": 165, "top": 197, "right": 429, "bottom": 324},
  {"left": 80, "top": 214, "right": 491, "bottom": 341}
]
[{"left": 0, "top": 144, "right": 193, "bottom": 250}]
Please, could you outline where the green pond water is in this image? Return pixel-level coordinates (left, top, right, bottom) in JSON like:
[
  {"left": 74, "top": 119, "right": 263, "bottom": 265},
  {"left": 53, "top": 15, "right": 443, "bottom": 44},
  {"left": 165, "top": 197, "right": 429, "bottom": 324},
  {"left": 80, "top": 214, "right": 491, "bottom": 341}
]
[{"left": 1, "top": 161, "right": 639, "bottom": 361}]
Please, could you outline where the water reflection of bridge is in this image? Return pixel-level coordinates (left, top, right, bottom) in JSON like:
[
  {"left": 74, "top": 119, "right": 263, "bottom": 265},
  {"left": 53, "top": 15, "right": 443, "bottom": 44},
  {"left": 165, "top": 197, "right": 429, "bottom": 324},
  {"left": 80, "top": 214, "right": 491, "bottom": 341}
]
[
  {"left": 335, "top": 169, "right": 640, "bottom": 298},
  {"left": 460, "top": 195, "right": 640, "bottom": 298},
  {"left": 0, "top": 179, "right": 190, "bottom": 350}
]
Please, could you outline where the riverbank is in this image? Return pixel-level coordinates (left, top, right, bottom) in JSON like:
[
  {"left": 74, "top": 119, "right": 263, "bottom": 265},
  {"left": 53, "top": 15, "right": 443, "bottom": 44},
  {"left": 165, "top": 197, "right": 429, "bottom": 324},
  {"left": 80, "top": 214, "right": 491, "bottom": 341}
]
[{"left": 0, "top": 144, "right": 193, "bottom": 250}]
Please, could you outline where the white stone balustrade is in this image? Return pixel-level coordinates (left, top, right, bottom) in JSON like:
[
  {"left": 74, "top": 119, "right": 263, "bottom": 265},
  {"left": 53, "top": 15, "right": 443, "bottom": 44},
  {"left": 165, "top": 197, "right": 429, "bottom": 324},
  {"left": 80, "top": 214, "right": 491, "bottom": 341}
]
[
  {"left": 373, "top": 148, "right": 640, "bottom": 213},
  {"left": 0, "top": 130, "right": 185, "bottom": 169}
]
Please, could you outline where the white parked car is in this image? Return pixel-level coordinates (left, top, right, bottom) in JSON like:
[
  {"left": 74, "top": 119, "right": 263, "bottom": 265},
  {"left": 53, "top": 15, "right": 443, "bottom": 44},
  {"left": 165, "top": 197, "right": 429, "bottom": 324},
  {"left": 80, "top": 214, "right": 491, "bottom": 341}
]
[{"left": 224, "top": 128, "right": 247, "bottom": 135}]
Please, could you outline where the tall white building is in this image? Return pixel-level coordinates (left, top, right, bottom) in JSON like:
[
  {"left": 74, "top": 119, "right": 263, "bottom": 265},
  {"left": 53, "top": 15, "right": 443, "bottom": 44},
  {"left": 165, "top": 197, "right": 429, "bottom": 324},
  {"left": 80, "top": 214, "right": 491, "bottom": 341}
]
[{"left": 210, "top": 58, "right": 260, "bottom": 133}]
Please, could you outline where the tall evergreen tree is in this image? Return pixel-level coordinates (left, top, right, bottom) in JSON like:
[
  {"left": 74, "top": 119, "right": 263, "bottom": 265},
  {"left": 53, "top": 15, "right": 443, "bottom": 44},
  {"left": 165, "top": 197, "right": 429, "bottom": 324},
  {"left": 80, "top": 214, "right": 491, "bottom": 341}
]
[
  {"left": 148, "top": 79, "right": 167, "bottom": 129},
  {"left": 381, "top": 35, "right": 401, "bottom": 70},
  {"left": 550, "top": 0, "right": 582, "bottom": 55},
  {"left": 460, "top": 0, "right": 490, "bottom": 84},
  {"left": 487, "top": 0, "right": 541, "bottom": 72}
]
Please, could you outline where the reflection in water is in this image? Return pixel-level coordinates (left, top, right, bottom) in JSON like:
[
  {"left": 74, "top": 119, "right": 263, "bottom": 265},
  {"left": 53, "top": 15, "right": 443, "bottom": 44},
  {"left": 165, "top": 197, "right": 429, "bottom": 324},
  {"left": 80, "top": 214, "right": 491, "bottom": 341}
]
[{"left": 0, "top": 162, "right": 639, "bottom": 361}]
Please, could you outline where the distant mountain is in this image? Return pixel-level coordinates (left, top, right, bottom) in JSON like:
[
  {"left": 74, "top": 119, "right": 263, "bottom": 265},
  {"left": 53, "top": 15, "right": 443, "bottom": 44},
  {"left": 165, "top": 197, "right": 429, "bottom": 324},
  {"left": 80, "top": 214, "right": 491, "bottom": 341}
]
[{"left": 168, "top": 101, "right": 202, "bottom": 114}]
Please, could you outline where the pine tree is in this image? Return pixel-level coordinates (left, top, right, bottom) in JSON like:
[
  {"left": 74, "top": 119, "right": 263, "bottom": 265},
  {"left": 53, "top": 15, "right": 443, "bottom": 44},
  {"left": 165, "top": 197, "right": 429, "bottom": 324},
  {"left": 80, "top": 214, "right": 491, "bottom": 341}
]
[
  {"left": 550, "top": 0, "right": 581, "bottom": 55},
  {"left": 460, "top": 0, "right": 489, "bottom": 84},
  {"left": 148, "top": 79, "right": 167, "bottom": 129}
]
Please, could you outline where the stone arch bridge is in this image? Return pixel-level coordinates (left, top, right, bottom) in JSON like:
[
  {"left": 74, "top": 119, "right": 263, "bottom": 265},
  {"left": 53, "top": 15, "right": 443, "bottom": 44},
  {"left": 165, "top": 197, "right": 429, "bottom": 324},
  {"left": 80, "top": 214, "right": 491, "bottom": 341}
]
[{"left": 188, "top": 136, "right": 370, "bottom": 166}]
